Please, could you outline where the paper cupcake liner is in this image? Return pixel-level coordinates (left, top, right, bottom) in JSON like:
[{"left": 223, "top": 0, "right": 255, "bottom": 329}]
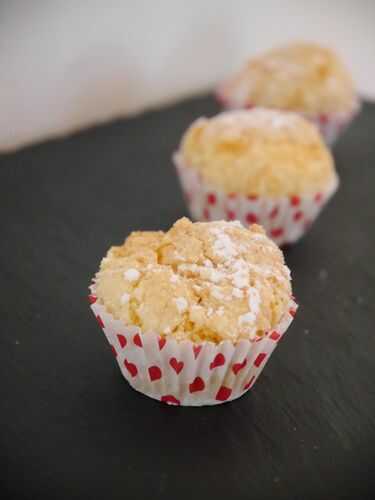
[
  {"left": 215, "top": 88, "right": 361, "bottom": 146},
  {"left": 89, "top": 285, "right": 297, "bottom": 406},
  {"left": 303, "top": 105, "right": 360, "bottom": 146},
  {"left": 174, "top": 154, "right": 339, "bottom": 246}
]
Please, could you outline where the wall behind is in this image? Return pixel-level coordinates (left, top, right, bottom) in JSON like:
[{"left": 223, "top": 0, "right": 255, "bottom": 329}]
[{"left": 1, "top": 0, "right": 374, "bottom": 151}]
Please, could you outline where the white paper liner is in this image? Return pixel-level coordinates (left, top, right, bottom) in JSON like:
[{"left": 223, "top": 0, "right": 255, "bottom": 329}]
[
  {"left": 174, "top": 154, "right": 339, "bottom": 246},
  {"left": 303, "top": 105, "right": 360, "bottom": 146},
  {"left": 215, "top": 88, "right": 361, "bottom": 146},
  {"left": 89, "top": 287, "right": 297, "bottom": 406}
]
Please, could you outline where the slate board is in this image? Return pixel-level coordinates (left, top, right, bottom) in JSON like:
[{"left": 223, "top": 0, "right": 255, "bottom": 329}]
[{"left": 1, "top": 95, "right": 374, "bottom": 500}]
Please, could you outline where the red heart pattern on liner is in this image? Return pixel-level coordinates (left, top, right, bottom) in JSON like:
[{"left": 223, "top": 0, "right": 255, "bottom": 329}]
[
  {"left": 293, "top": 210, "right": 303, "bottom": 221},
  {"left": 158, "top": 337, "right": 166, "bottom": 350},
  {"left": 216, "top": 386, "right": 232, "bottom": 401},
  {"left": 243, "top": 375, "right": 256, "bottom": 391},
  {"left": 270, "top": 228, "right": 284, "bottom": 239},
  {"left": 173, "top": 155, "right": 339, "bottom": 247},
  {"left": 124, "top": 359, "right": 138, "bottom": 377},
  {"left": 246, "top": 212, "right": 258, "bottom": 224},
  {"left": 117, "top": 334, "right": 127, "bottom": 348},
  {"left": 269, "top": 206, "right": 279, "bottom": 219},
  {"left": 290, "top": 195, "right": 301, "bottom": 207},
  {"left": 254, "top": 353, "right": 267, "bottom": 368},
  {"left": 161, "top": 395, "right": 180, "bottom": 406},
  {"left": 169, "top": 358, "right": 184, "bottom": 374},
  {"left": 133, "top": 333, "right": 143, "bottom": 347},
  {"left": 209, "top": 353, "right": 226, "bottom": 370},
  {"left": 207, "top": 193, "right": 217, "bottom": 205},
  {"left": 96, "top": 315, "right": 104, "bottom": 329},
  {"left": 88, "top": 295, "right": 97, "bottom": 304},
  {"left": 269, "top": 331, "right": 281, "bottom": 342},
  {"left": 89, "top": 287, "right": 297, "bottom": 406},
  {"left": 193, "top": 345, "right": 202, "bottom": 359},
  {"left": 232, "top": 358, "right": 247, "bottom": 375},
  {"left": 189, "top": 377, "right": 205, "bottom": 393},
  {"left": 148, "top": 366, "right": 162, "bottom": 381}
]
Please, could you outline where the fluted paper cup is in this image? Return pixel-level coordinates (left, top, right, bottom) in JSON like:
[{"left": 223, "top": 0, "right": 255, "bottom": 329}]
[
  {"left": 89, "top": 285, "right": 297, "bottom": 406},
  {"left": 303, "top": 104, "right": 361, "bottom": 146},
  {"left": 215, "top": 88, "right": 361, "bottom": 146},
  {"left": 174, "top": 154, "right": 339, "bottom": 247}
]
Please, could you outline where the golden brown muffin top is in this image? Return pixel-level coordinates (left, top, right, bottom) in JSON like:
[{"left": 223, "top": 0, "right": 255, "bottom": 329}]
[
  {"left": 178, "top": 109, "right": 337, "bottom": 197},
  {"left": 94, "top": 218, "right": 292, "bottom": 344},
  {"left": 220, "top": 42, "right": 356, "bottom": 114}
]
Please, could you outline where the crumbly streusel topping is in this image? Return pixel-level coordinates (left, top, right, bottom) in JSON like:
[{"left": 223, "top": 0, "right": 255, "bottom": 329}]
[
  {"left": 220, "top": 42, "right": 356, "bottom": 114},
  {"left": 179, "top": 109, "right": 337, "bottom": 196},
  {"left": 94, "top": 218, "right": 292, "bottom": 343}
]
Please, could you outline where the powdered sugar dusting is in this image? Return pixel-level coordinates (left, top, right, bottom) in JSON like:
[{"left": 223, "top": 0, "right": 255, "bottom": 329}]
[
  {"left": 208, "top": 109, "right": 301, "bottom": 136},
  {"left": 175, "top": 297, "right": 188, "bottom": 313},
  {"left": 238, "top": 287, "right": 260, "bottom": 330},
  {"left": 124, "top": 268, "right": 140, "bottom": 282},
  {"left": 206, "top": 221, "right": 288, "bottom": 334},
  {"left": 206, "top": 268, "right": 224, "bottom": 283},
  {"left": 239, "top": 312, "right": 256, "bottom": 327},
  {"left": 211, "top": 286, "right": 224, "bottom": 300},
  {"left": 120, "top": 293, "right": 130, "bottom": 304},
  {"left": 232, "top": 288, "right": 244, "bottom": 299},
  {"left": 231, "top": 259, "right": 250, "bottom": 289},
  {"left": 210, "top": 226, "right": 238, "bottom": 260},
  {"left": 97, "top": 218, "right": 292, "bottom": 344},
  {"left": 227, "top": 220, "right": 243, "bottom": 228},
  {"left": 178, "top": 263, "right": 225, "bottom": 284},
  {"left": 247, "top": 287, "right": 260, "bottom": 316},
  {"left": 137, "top": 220, "right": 291, "bottom": 338}
]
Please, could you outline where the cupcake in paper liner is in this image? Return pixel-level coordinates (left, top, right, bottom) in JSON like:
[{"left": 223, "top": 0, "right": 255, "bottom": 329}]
[
  {"left": 89, "top": 218, "right": 297, "bottom": 406},
  {"left": 216, "top": 42, "right": 360, "bottom": 145},
  {"left": 174, "top": 108, "right": 339, "bottom": 246}
]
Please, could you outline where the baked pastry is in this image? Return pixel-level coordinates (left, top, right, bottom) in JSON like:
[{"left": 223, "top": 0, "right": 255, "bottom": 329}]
[
  {"left": 217, "top": 42, "right": 360, "bottom": 144},
  {"left": 89, "top": 218, "right": 297, "bottom": 405},
  {"left": 174, "top": 108, "right": 339, "bottom": 245}
]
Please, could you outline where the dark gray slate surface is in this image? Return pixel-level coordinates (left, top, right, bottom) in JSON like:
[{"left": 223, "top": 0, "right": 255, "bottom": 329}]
[{"left": 1, "top": 95, "right": 374, "bottom": 500}]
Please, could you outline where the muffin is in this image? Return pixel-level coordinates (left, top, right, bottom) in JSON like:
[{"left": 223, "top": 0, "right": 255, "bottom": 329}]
[
  {"left": 217, "top": 42, "right": 360, "bottom": 145},
  {"left": 89, "top": 218, "right": 297, "bottom": 406},
  {"left": 174, "top": 108, "right": 339, "bottom": 246}
]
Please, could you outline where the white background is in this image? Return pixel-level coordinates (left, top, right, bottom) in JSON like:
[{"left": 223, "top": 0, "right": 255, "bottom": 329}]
[{"left": 1, "top": 0, "right": 374, "bottom": 151}]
